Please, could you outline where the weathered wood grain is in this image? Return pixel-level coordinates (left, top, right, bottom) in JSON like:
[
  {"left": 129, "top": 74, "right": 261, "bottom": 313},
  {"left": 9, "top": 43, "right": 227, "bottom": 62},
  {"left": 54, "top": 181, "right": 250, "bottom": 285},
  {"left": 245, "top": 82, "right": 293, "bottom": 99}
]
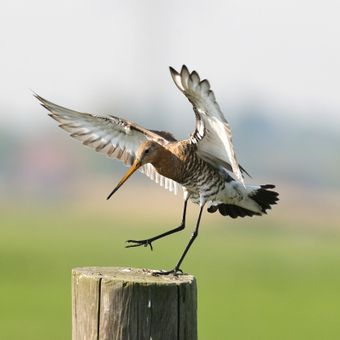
[{"left": 72, "top": 267, "right": 197, "bottom": 340}]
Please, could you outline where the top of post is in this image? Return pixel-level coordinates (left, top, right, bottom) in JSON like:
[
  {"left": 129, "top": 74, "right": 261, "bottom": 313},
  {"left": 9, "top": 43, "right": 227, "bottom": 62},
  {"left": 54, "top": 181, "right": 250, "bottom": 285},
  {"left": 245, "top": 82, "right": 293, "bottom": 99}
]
[{"left": 72, "top": 267, "right": 196, "bottom": 285}]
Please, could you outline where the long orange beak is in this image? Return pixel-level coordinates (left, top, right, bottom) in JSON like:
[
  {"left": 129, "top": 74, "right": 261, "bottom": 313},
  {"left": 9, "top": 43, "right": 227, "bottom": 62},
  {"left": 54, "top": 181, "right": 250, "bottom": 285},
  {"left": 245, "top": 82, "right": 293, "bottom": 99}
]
[{"left": 106, "top": 160, "right": 142, "bottom": 200}]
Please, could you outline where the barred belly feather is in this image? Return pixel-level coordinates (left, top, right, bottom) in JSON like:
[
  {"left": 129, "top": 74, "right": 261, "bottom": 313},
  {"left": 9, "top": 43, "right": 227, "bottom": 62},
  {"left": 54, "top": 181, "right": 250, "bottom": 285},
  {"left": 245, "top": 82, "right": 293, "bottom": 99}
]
[{"left": 174, "top": 142, "right": 226, "bottom": 205}]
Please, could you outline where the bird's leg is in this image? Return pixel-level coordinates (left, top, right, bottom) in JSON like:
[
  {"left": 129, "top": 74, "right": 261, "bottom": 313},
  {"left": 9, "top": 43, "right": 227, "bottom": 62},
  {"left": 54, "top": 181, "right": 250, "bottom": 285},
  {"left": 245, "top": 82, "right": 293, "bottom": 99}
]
[
  {"left": 154, "top": 205, "right": 204, "bottom": 276},
  {"left": 126, "top": 199, "right": 189, "bottom": 251}
]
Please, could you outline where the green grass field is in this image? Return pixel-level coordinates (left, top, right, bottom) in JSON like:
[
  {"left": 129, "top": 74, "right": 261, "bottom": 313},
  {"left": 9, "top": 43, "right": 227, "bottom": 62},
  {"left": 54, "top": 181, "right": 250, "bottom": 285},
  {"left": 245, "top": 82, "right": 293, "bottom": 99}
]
[{"left": 1, "top": 208, "right": 340, "bottom": 339}]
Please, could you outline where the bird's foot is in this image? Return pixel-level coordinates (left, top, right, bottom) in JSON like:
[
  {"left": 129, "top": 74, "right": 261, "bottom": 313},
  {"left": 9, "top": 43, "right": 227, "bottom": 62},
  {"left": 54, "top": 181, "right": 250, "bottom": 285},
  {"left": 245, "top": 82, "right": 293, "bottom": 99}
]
[
  {"left": 152, "top": 268, "right": 183, "bottom": 276},
  {"left": 126, "top": 239, "right": 153, "bottom": 251}
]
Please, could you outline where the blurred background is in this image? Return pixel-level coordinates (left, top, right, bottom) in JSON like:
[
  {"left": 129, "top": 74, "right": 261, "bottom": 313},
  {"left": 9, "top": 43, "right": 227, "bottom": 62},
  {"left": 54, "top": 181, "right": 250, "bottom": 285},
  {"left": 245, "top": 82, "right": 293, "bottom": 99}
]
[{"left": 1, "top": 0, "right": 340, "bottom": 339}]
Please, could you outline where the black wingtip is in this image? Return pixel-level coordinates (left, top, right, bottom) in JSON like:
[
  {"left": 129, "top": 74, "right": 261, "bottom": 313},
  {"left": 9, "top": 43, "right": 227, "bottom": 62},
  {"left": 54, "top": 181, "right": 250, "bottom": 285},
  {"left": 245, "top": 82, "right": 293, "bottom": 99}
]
[
  {"left": 191, "top": 70, "right": 200, "bottom": 79},
  {"left": 169, "top": 66, "right": 176, "bottom": 73},
  {"left": 181, "top": 65, "right": 189, "bottom": 74},
  {"left": 30, "top": 89, "right": 39, "bottom": 98},
  {"left": 32, "top": 91, "right": 41, "bottom": 101},
  {"left": 169, "top": 66, "right": 180, "bottom": 80},
  {"left": 33, "top": 92, "right": 47, "bottom": 107},
  {"left": 169, "top": 65, "right": 190, "bottom": 76},
  {"left": 33, "top": 93, "right": 54, "bottom": 113}
]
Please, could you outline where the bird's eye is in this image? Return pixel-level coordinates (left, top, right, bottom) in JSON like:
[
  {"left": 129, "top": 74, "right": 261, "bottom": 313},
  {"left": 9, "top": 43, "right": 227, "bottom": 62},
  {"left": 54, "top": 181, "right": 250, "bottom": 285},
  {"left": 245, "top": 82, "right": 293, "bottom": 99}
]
[{"left": 145, "top": 149, "right": 150, "bottom": 154}]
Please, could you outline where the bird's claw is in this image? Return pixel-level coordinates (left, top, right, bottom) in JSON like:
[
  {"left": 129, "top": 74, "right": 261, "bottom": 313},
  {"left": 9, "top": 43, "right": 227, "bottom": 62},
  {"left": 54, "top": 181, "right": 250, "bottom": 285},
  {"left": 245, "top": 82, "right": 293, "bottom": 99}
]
[
  {"left": 152, "top": 268, "right": 183, "bottom": 276},
  {"left": 126, "top": 239, "right": 153, "bottom": 251}
]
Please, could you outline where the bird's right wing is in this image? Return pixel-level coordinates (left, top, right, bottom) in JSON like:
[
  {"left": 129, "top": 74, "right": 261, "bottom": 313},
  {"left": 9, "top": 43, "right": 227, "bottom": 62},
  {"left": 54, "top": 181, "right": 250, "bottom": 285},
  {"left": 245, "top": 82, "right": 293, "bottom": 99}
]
[
  {"left": 35, "top": 94, "right": 180, "bottom": 194},
  {"left": 170, "top": 65, "right": 249, "bottom": 184}
]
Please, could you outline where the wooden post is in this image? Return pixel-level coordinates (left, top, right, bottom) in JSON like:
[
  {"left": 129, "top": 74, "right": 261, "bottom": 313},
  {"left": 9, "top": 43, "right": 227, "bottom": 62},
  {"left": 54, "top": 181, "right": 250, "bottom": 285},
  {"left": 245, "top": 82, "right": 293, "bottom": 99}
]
[{"left": 72, "top": 267, "right": 197, "bottom": 340}]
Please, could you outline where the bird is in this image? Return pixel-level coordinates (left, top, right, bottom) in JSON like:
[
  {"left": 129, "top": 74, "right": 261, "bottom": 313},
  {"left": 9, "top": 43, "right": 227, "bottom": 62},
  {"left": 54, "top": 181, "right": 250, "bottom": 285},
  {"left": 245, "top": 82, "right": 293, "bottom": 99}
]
[{"left": 35, "top": 65, "right": 279, "bottom": 275}]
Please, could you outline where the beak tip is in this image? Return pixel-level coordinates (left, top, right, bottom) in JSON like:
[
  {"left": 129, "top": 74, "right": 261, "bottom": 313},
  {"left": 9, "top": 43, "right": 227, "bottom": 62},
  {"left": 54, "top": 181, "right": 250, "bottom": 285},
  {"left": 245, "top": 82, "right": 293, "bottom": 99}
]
[
  {"left": 106, "top": 192, "right": 114, "bottom": 200},
  {"left": 107, "top": 161, "right": 140, "bottom": 201}
]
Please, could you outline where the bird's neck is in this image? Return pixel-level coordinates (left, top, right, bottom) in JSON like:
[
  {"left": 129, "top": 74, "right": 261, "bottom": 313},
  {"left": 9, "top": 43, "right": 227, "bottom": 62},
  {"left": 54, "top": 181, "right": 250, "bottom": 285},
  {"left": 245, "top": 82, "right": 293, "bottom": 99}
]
[{"left": 150, "top": 145, "right": 184, "bottom": 183}]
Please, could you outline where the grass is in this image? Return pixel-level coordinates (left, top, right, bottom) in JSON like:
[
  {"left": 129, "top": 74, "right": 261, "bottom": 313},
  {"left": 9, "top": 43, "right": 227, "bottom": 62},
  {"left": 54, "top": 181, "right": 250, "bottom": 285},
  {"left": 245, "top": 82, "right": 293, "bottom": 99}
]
[{"left": 1, "top": 208, "right": 340, "bottom": 339}]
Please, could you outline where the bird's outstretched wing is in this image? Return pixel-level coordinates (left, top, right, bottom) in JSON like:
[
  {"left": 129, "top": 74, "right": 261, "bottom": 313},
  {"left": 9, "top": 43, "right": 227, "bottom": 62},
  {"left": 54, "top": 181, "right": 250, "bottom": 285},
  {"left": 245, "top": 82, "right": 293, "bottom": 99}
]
[
  {"left": 169, "top": 65, "right": 248, "bottom": 184},
  {"left": 35, "top": 94, "right": 179, "bottom": 193}
]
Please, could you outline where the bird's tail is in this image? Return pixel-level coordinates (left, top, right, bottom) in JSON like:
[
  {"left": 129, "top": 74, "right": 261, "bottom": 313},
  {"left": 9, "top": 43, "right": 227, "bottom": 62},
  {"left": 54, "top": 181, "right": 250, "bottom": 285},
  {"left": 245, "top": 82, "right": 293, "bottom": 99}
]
[{"left": 207, "top": 184, "right": 279, "bottom": 218}]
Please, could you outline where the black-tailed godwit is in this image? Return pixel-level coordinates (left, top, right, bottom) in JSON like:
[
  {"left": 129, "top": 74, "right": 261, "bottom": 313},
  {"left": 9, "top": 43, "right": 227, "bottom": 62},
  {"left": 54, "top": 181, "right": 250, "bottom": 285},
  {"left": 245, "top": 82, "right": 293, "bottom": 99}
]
[{"left": 35, "top": 65, "right": 279, "bottom": 275}]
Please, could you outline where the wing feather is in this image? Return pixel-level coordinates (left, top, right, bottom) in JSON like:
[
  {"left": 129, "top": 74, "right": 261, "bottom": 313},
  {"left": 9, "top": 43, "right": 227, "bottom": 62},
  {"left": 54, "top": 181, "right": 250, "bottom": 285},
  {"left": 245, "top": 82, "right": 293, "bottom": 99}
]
[
  {"left": 169, "top": 65, "right": 248, "bottom": 184},
  {"left": 35, "top": 94, "right": 180, "bottom": 193}
]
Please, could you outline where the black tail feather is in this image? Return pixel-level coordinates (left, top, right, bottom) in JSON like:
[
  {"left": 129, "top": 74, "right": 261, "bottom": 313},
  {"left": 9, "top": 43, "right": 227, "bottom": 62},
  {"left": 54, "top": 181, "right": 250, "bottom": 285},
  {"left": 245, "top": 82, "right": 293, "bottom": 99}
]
[
  {"left": 207, "top": 184, "right": 279, "bottom": 218},
  {"left": 208, "top": 204, "right": 260, "bottom": 219},
  {"left": 251, "top": 184, "right": 279, "bottom": 213}
]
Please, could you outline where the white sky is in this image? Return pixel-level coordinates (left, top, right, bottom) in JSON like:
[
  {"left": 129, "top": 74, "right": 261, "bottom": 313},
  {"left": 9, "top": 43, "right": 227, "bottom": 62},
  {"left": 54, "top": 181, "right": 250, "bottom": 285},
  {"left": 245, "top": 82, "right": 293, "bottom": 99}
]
[{"left": 1, "top": 0, "right": 340, "bottom": 132}]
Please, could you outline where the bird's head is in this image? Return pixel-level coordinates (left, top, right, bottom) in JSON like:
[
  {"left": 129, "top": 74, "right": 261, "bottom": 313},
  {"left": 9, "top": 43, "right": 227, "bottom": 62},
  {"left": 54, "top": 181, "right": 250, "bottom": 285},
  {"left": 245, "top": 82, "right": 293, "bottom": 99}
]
[
  {"left": 106, "top": 141, "right": 163, "bottom": 200},
  {"left": 135, "top": 140, "right": 162, "bottom": 165}
]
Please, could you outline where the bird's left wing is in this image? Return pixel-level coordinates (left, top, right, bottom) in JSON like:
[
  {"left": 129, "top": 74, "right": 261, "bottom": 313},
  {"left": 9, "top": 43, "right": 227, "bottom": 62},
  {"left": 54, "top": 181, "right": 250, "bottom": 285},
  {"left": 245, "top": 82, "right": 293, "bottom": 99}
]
[
  {"left": 35, "top": 94, "right": 179, "bottom": 193},
  {"left": 170, "top": 65, "right": 248, "bottom": 184}
]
